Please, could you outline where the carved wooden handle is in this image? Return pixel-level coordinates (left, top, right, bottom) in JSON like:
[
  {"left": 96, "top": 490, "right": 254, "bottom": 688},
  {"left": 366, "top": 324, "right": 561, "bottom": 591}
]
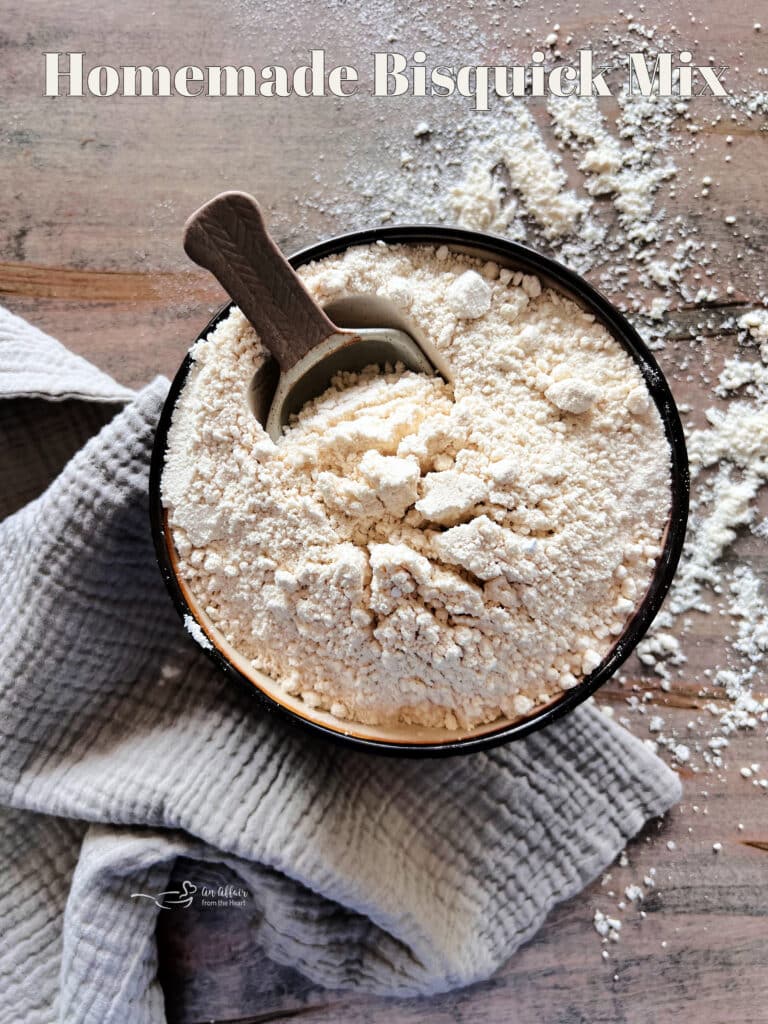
[{"left": 183, "top": 191, "right": 337, "bottom": 372}]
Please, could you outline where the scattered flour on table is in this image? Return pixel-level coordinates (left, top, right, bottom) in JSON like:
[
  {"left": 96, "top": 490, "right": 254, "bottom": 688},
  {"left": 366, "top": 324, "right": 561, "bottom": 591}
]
[
  {"left": 163, "top": 243, "right": 671, "bottom": 730},
  {"left": 296, "top": 21, "right": 768, "bottom": 959},
  {"left": 636, "top": 309, "right": 768, "bottom": 753},
  {"left": 183, "top": 613, "right": 213, "bottom": 651}
]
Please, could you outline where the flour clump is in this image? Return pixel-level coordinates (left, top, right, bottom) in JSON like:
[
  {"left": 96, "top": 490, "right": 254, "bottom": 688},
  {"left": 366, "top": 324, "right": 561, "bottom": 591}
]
[{"left": 446, "top": 270, "right": 493, "bottom": 318}]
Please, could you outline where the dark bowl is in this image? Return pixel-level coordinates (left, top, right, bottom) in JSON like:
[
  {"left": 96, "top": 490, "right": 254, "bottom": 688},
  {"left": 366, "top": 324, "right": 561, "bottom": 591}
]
[{"left": 149, "top": 225, "right": 689, "bottom": 757}]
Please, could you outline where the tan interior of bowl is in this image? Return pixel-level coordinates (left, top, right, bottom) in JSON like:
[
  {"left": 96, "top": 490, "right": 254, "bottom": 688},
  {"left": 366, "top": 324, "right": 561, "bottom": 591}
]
[{"left": 165, "top": 240, "right": 675, "bottom": 747}]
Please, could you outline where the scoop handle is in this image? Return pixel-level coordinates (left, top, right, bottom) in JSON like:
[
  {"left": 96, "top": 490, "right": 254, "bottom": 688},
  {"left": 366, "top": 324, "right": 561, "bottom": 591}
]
[{"left": 183, "top": 191, "right": 337, "bottom": 372}]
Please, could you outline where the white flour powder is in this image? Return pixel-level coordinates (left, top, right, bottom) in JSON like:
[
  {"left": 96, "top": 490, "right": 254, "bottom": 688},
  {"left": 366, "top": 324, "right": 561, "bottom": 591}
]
[{"left": 163, "top": 243, "right": 671, "bottom": 730}]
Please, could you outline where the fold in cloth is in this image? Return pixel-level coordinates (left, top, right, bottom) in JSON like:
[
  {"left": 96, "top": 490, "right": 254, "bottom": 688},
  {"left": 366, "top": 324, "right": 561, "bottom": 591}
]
[{"left": 0, "top": 305, "right": 682, "bottom": 1024}]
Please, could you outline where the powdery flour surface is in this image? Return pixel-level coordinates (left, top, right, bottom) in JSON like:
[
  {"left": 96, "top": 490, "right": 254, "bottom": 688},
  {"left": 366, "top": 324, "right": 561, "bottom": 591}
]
[{"left": 163, "top": 243, "right": 671, "bottom": 730}]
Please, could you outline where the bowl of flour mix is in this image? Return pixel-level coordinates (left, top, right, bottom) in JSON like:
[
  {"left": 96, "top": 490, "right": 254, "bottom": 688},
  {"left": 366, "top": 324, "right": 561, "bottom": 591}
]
[{"left": 150, "top": 225, "right": 688, "bottom": 755}]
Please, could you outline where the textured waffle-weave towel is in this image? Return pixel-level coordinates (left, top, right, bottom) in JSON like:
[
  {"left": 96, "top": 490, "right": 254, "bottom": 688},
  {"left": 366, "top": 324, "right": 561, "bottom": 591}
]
[{"left": 0, "top": 305, "right": 682, "bottom": 1024}]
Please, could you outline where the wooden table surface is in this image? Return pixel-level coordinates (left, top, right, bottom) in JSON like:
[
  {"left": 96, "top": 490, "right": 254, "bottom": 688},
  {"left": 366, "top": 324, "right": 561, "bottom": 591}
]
[{"left": 3, "top": 1, "right": 767, "bottom": 1022}]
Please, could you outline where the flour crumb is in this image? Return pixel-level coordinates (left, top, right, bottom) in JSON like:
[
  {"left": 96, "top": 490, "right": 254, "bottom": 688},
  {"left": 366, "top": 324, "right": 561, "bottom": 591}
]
[
  {"left": 446, "top": 270, "right": 492, "bottom": 318},
  {"left": 184, "top": 614, "right": 213, "bottom": 651},
  {"left": 545, "top": 376, "right": 602, "bottom": 414}
]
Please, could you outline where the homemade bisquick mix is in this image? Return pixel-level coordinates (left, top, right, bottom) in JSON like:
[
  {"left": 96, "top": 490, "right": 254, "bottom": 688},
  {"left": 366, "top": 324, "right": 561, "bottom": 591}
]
[{"left": 162, "top": 243, "right": 672, "bottom": 730}]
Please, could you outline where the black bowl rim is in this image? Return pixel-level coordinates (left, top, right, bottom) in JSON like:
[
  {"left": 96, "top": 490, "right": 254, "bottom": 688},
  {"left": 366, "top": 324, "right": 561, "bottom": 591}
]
[{"left": 149, "top": 224, "right": 689, "bottom": 757}]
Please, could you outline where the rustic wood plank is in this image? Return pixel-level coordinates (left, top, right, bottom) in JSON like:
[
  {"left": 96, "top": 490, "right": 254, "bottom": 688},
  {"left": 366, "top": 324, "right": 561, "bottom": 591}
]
[
  {"left": 4, "top": 0, "right": 768, "bottom": 1021},
  {"left": 0, "top": 261, "right": 216, "bottom": 302}
]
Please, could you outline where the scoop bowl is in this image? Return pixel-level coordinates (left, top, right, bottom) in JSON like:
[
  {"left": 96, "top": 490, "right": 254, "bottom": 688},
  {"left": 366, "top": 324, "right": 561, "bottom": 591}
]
[{"left": 184, "top": 191, "right": 443, "bottom": 441}]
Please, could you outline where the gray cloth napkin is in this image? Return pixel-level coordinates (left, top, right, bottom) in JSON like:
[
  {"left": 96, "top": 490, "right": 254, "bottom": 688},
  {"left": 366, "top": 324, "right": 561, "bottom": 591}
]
[{"left": 0, "top": 304, "right": 682, "bottom": 1024}]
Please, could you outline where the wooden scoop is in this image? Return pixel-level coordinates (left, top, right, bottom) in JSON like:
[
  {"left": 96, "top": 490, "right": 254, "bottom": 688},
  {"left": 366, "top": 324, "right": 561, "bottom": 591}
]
[{"left": 183, "top": 191, "right": 439, "bottom": 441}]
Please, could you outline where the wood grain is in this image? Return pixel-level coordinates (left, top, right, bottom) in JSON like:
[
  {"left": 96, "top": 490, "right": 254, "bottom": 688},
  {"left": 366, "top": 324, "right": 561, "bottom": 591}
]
[
  {"left": 0, "top": 261, "right": 216, "bottom": 302},
  {"left": 3, "top": 0, "right": 767, "bottom": 1021}
]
